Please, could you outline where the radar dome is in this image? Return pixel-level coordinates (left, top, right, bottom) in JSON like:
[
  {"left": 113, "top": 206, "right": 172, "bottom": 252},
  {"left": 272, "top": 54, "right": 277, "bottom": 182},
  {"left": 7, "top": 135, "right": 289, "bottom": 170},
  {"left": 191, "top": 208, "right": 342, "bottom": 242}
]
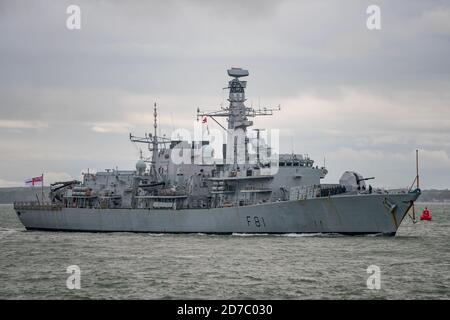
[
  {"left": 202, "top": 145, "right": 214, "bottom": 160},
  {"left": 136, "top": 160, "right": 146, "bottom": 174}
]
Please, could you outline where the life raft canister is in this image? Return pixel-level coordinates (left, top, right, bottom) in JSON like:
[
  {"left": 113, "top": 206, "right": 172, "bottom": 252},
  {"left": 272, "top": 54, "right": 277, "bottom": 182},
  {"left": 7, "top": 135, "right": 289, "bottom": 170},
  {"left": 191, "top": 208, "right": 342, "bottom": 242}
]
[{"left": 420, "top": 207, "right": 432, "bottom": 221}]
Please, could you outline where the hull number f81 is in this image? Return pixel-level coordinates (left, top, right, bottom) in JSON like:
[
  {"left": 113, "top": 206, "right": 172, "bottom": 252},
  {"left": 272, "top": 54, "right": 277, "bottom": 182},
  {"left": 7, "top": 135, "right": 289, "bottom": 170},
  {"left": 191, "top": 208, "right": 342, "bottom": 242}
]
[{"left": 246, "top": 216, "right": 267, "bottom": 228}]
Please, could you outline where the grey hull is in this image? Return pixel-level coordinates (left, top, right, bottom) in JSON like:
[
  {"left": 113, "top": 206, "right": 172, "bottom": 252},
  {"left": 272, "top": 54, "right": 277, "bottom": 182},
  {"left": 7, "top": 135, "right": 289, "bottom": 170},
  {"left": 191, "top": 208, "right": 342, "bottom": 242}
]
[{"left": 15, "top": 192, "right": 419, "bottom": 235}]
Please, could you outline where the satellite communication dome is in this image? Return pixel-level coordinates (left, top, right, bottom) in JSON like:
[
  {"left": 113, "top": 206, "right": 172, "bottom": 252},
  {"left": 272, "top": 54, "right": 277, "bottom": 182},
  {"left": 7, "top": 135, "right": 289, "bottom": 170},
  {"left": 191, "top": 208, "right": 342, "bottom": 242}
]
[
  {"left": 202, "top": 145, "right": 214, "bottom": 161},
  {"left": 136, "top": 160, "right": 146, "bottom": 174}
]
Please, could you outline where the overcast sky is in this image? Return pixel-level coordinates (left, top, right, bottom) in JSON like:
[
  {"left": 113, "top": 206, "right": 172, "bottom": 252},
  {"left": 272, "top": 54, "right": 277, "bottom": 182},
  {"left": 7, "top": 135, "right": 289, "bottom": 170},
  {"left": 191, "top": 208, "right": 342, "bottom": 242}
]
[{"left": 1, "top": 0, "right": 449, "bottom": 189}]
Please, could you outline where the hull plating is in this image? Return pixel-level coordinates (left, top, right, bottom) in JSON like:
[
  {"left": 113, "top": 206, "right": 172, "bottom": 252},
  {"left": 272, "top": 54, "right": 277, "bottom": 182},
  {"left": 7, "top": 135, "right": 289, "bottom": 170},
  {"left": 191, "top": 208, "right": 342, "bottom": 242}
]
[{"left": 15, "top": 192, "right": 419, "bottom": 236}]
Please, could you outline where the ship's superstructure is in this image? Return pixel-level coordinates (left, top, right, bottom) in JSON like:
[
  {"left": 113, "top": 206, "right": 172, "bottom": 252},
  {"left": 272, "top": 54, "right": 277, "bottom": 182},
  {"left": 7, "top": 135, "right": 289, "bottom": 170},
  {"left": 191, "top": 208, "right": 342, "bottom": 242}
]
[{"left": 14, "top": 68, "right": 421, "bottom": 235}]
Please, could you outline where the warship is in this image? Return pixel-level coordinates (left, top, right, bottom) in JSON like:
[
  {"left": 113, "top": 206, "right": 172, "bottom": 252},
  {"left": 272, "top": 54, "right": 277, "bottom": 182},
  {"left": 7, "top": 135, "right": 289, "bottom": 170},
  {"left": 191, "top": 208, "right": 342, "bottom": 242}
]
[{"left": 14, "top": 68, "right": 421, "bottom": 235}]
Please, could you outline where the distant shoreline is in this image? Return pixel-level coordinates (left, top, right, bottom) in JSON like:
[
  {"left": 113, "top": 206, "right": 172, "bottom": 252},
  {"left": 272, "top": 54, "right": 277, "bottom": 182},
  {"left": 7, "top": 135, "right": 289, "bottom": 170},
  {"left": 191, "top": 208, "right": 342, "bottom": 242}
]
[{"left": 0, "top": 187, "right": 50, "bottom": 204}]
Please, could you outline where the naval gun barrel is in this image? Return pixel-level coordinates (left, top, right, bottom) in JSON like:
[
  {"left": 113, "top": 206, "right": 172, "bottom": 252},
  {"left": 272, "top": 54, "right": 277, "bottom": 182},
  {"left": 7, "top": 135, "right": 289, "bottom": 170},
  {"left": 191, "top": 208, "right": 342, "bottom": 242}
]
[{"left": 357, "top": 177, "right": 375, "bottom": 183}]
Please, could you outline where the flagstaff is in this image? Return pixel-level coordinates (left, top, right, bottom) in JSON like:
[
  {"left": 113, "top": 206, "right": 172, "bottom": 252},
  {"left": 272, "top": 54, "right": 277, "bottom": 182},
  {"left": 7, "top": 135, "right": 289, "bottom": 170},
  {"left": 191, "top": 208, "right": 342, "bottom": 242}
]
[{"left": 42, "top": 173, "right": 44, "bottom": 204}]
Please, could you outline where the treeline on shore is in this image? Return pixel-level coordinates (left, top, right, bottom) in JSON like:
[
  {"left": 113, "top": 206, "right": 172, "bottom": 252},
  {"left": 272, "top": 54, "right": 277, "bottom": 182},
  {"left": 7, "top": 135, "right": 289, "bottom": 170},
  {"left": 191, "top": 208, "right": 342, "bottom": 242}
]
[{"left": 0, "top": 187, "right": 50, "bottom": 204}]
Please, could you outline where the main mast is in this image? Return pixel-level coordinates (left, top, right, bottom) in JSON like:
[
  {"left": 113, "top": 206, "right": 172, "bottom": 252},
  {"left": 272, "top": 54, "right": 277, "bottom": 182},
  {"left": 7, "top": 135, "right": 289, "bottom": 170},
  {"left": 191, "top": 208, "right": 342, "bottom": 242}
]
[
  {"left": 197, "top": 68, "right": 280, "bottom": 166},
  {"left": 130, "top": 102, "right": 170, "bottom": 182},
  {"left": 152, "top": 102, "right": 158, "bottom": 177}
]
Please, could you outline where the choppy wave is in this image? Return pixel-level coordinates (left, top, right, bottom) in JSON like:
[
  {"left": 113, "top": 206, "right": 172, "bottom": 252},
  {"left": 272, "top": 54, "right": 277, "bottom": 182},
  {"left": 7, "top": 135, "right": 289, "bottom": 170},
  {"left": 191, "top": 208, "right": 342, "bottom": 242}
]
[
  {"left": 231, "top": 233, "right": 271, "bottom": 237},
  {"left": 0, "top": 227, "right": 18, "bottom": 239},
  {"left": 278, "top": 232, "right": 343, "bottom": 237},
  {"left": 1, "top": 203, "right": 449, "bottom": 299},
  {"left": 364, "top": 233, "right": 385, "bottom": 237}
]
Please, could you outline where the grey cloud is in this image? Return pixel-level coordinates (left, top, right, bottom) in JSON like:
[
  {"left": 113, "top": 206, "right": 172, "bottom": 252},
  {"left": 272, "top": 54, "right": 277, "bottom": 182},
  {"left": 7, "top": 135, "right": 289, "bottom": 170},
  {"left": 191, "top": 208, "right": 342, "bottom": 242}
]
[{"left": 0, "top": 0, "right": 449, "bottom": 188}]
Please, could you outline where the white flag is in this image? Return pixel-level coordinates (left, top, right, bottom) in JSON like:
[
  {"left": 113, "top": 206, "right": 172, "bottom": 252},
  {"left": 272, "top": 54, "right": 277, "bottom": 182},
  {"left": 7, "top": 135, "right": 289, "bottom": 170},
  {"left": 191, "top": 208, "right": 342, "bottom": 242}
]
[{"left": 25, "top": 175, "right": 43, "bottom": 187}]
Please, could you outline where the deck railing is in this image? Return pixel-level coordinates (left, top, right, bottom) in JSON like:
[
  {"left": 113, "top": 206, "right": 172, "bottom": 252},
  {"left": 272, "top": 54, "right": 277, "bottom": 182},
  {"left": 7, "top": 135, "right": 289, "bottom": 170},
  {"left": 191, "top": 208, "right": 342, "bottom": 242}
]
[{"left": 13, "top": 202, "right": 63, "bottom": 211}]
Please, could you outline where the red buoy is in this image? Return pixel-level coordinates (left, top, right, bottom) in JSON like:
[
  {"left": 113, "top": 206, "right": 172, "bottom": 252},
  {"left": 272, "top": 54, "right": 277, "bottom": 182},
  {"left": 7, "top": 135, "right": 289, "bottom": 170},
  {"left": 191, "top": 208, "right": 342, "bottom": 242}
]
[{"left": 420, "top": 207, "right": 432, "bottom": 221}]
